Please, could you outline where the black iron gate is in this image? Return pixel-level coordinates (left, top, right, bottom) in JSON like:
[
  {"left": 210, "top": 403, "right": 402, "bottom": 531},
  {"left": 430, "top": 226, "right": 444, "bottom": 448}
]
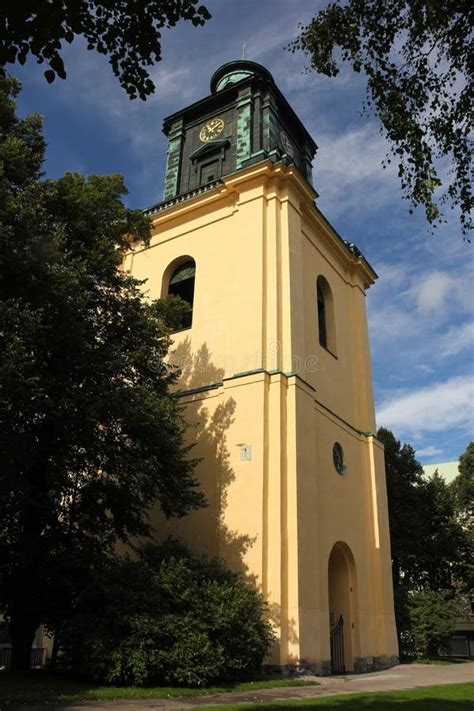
[{"left": 330, "top": 614, "right": 345, "bottom": 673}]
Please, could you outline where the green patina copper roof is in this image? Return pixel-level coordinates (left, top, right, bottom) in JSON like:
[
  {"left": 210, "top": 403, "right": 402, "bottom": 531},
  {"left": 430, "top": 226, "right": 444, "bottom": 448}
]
[
  {"left": 210, "top": 60, "right": 274, "bottom": 94},
  {"left": 216, "top": 70, "right": 255, "bottom": 91}
]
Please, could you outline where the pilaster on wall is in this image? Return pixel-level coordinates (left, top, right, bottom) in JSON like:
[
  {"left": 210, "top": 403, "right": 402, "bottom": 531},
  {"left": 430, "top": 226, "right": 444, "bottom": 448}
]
[
  {"left": 236, "top": 88, "right": 253, "bottom": 170},
  {"left": 260, "top": 170, "right": 305, "bottom": 377},
  {"left": 284, "top": 182, "right": 307, "bottom": 377},
  {"left": 364, "top": 435, "right": 399, "bottom": 658},
  {"left": 264, "top": 372, "right": 286, "bottom": 664},
  {"left": 349, "top": 281, "right": 377, "bottom": 434},
  {"left": 262, "top": 92, "right": 280, "bottom": 161},
  {"left": 262, "top": 178, "right": 282, "bottom": 373},
  {"left": 302, "top": 142, "right": 314, "bottom": 186},
  {"left": 163, "top": 119, "right": 185, "bottom": 200},
  {"left": 284, "top": 378, "right": 301, "bottom": 664}
]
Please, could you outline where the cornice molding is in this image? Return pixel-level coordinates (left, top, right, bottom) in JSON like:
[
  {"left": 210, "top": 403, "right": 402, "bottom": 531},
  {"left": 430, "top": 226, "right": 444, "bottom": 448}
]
[{"left": 136, "top": 160, "right": 377, "bottom": 286}]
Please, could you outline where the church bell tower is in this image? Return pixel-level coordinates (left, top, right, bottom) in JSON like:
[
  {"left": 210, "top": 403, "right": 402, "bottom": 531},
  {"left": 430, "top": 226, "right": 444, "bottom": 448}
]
[{"left": 124, "top": 60, "right": 399, "bottom": 674}]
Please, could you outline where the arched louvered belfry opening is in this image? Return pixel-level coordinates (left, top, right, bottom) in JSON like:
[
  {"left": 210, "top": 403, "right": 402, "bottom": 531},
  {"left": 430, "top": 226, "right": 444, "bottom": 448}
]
[
  {"left": 317, "top": 275, "right": 337, "bottom": 354},
  {"left": 167, "top": 259, "right": 196, "bottom": 329}
]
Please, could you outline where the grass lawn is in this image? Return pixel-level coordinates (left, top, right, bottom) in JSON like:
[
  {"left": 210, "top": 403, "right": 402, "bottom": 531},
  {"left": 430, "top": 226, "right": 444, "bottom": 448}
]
[
  {"left": 197, "top": 683, "right": 474, "bottom": 710},
  {"left": 0, "top": 672, "right": 319, "bottom": 704}
]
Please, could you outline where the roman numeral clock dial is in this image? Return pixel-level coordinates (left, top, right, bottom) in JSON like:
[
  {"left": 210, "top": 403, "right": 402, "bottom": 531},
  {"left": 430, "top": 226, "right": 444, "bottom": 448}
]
[
  {"left": 280, "top": 130, "right": 294, "bottom": 158},
  {"left": 199, "top": 118, "right": 224, "bottom": 142}
]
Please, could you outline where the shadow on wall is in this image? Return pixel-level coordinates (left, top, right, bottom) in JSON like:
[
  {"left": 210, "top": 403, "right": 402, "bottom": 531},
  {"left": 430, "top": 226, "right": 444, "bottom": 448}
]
[
  {"left": 267, "top": 601, "right": 299, "bottom": 664},
  {"left": 156, "top": 338, "right": 297, "bottom": 662},
  {"left": 157, "top": 338, "right": 256, "bottom": 580}
]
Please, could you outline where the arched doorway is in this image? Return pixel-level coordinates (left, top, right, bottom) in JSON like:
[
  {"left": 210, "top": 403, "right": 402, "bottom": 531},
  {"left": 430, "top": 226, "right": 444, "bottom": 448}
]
[{"left": 328, "top": 542, "right": 359, "bottom": 673}]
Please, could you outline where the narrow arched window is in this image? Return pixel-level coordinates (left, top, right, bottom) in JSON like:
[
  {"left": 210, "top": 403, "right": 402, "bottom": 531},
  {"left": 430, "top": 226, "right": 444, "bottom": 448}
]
[
  {"left": 168, "top": 260, "right": 195, "bottom": 329},
  {"left": 317, "top": 275, "right": 336, "bottom": 354},
  {"left": 317, "top": 282, "right": 327, "bottom": 349}
]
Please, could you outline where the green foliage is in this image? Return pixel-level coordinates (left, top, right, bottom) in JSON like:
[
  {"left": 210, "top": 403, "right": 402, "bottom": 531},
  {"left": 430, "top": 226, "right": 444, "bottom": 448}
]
[
  {"left": 449, "top": 442, "right": 474, "bottom": 602},
  {"left": 61, "top": 540, "right": 275, "bottom": 687},
  {"left": 377, "top": 428, "right": 425, "bottom": 585},
  {"left": 0, "top": 74, "right": 205, "bottom": 668},
  {"left": 451, "top": 442, "right": 474, "bottom": 518},
  {"left": 154, "top": 294, "right": 194, "bottom": 334},
  {"left": 377, "top": 428, "right": 471, "bottom": 655},
  {"left": 378, "top": 428, "right": 470, "bottom": 592},
  {"left": 0, "top": 1, "right": 211, "bottom": 100},
  {"left": 290, "top": 1, "right": 473, "bottom": 236},
  {"left": 0, "top": 674, "right": 317, "bottom": 704},
  {"left": 409, "top": 590, "right": 460, "bottom": 658}
]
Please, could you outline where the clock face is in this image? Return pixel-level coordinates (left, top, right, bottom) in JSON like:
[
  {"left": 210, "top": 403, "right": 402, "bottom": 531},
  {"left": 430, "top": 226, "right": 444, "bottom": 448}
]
[
  {"left": 280, "top": 130, "right": 294, "bottom": 157},
  {"left": 199, "top": 118, "right": 224, "bottom": 143}
]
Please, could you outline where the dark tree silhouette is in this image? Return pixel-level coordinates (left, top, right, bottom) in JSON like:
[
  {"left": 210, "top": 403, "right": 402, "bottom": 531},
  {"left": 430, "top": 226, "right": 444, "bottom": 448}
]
[
  {"left": 0, "top": 75, "right": 204, "bottom": 670},
  {"left": 0, "top": 1, "right": 211, "bottom": 99}
]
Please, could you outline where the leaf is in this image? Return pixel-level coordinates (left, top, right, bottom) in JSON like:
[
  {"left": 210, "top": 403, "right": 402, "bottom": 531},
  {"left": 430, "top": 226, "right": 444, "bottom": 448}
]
[{"left": 289, "top": 0, "right": 473, "bottom": 236}]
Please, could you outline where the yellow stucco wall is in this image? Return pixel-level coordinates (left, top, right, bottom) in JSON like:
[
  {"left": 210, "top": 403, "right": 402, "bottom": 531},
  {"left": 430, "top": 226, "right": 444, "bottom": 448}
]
[{"left": 124, "top": 161, "right": 398, "bottom": 672}]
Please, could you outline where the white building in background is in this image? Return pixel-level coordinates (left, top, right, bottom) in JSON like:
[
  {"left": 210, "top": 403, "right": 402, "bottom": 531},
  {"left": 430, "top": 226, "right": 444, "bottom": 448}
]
[{"left": 422, "top": 460, "right": 460, "bottom": 485}]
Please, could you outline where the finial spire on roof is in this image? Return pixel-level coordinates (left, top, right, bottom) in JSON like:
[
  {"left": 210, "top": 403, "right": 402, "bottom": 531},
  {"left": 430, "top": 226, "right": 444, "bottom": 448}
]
[{"left": 242, "top": 42, "right": 246, "bottom": 60}]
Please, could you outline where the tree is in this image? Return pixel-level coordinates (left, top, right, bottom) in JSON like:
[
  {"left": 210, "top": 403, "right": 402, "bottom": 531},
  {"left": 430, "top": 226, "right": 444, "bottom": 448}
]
[
  {"left": 409, "top": 590, "right": 460, "bottom": 657},
  {"left": 61, "top": 539, "right": 274, "bottom": 686},
  {"left": 377, "top": 428, "right": 424, "bottom": 583},
  {"left": 450, "top": 442, "right": 474, "bottom": 602},
  {"left": 419, "top": 471, "right": 470, "bottom": 591},
  {"left": 0, "top": 1, "right": 211, "bottom": 100},
  {"left": 0, "top": 75, "right": 205, "bottom": 670},
  {"left": 377, "top": 428, "right": 470, "bottom": 651},
  {"left": 451, "top": 442, "right": 474, "bottom": 518},
  {"left": 377, "top": 427, "right": 425, "bottom": 640},
  {"left": 290, "top": 1, "right": 473, "bottom": 236}
]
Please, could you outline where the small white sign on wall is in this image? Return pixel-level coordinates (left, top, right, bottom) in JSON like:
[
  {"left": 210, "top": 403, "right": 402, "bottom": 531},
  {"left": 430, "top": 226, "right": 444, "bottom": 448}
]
[{"left": 240, "top": 444, "right": 252, "bottom": 462}]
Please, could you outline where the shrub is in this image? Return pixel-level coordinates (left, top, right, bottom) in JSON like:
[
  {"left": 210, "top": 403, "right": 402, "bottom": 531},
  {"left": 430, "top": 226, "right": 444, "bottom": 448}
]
[
  {"left": 408, "top": 590, "right": 460, "bottom": 658},
  {"left": 60, "top": 539, "right": 274, "bottom": 686}
]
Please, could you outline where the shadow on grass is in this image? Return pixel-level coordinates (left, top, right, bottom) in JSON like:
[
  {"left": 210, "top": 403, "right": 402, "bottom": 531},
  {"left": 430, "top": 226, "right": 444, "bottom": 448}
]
[
  {"left": 195, "top": 684, "right": 474, "bottom": 711},
  {"left": 0, "top": 670, "right": 318, "bottom": 704}
]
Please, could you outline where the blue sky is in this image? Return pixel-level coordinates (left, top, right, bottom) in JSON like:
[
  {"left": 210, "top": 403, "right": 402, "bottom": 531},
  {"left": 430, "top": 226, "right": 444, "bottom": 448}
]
[{"left": 13, "top": 0, "right": 474, "bottom": 463}]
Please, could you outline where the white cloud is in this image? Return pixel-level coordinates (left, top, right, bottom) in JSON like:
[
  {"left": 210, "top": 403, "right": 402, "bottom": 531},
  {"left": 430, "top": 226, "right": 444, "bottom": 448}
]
[
  {"left": 376, "top": 375, "right": 474, "bottom": 435},
  {"left": 246, "top": 22, "right": 297, "bottom": 60},
  {"left": 416, "top": 364, "right": 436, "bottom": 374},
  {"left": 241, "top": 0, "right": 317, "bottom": 62},
  {"left": 372, "top": 261, "right": 411, "bottom": 290},
  {"left": 416, "top": 445, "right": 443, "bottom": 457},
  {"left": 439, "top": 321, "right": 474, "bottom": 358},
  {"left": 411, "top": 267, "right": 474, "bottom": 316},
  {"left": 368, "top": 303, "right": 413, "bottom": 344},
  {"left": 367, "top": 257, "right": 474, "bottom": 368},
  {"left": 415, "top": 270, "right": 454, "bottom": 312},
  {"left": 314, "top": 124, "right": 398, "bottom": 218}
]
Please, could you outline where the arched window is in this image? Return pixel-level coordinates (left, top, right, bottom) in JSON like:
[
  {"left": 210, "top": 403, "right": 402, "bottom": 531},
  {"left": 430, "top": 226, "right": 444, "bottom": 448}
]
[
  {"left": 317, "top": 275, "right": 336, "bottom": 354},
  {"left": 168, "top": 260, "right": 195, "bottom": 329},
  {"left": 317, "top": 281, "right": 327, "bottom": 349}
]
